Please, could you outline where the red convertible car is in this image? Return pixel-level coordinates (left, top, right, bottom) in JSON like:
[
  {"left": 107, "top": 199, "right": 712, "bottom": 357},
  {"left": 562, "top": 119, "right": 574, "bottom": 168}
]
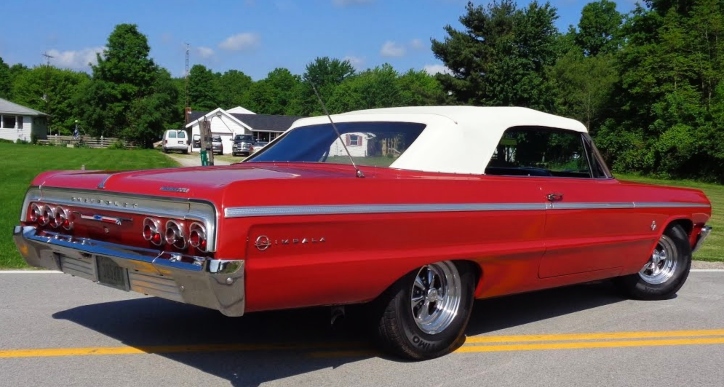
[{"left": 13, "top": 106, "right": 712, "bottom": 360}]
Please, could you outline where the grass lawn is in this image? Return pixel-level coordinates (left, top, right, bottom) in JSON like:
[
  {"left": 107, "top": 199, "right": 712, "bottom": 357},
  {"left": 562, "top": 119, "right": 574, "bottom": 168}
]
[
  {"left": 0, "top": 143, "right": 178, "bottom": 268},
  {"left": 615, "top": 173, "right": 722, "bottom": 262}
]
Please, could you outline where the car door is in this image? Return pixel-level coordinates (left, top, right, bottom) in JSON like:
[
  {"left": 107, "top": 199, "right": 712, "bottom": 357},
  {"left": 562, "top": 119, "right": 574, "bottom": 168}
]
[{"left": 532, "top": 130, "right": 657, "bottom": 277}]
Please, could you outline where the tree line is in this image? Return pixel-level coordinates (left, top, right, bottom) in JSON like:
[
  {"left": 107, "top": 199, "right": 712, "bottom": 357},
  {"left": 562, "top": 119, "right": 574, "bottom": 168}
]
[{"left": 0, "top": 0, "right": 722, "bottom": 182}]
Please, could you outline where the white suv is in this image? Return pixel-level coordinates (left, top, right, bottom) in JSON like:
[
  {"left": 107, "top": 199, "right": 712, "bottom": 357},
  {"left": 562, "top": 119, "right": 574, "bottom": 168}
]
[{"left": 162, "top": 130, "right": 189, "bottom": 153}]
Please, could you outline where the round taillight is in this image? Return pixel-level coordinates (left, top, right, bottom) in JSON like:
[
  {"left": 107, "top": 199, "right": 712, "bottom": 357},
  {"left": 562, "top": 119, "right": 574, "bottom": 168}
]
[
  {"left": 143, "top": 218, "right": 163, "bottom": 246},
  {"left": 165, "top": 220, "right": 186, "bottom": 249},
  {"left": 55, "top": 207, "right": 73, "bottom": 230},
  {"left": 38, "top": 205, "right": 53, "bottom": 226},
  {"left": 188, "top": 222, "right": 207, "bottom": 252},
  {"left": 29, "top": 203, "right": 42, "bottom": 223}
]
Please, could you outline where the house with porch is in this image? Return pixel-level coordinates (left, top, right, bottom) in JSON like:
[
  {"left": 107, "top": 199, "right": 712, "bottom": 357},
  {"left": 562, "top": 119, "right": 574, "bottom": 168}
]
[
  {"left": 185, "top": 106, "right": 304, "bottom": 155},
  {"left": 0, "top": 98, "right": 49, "bottom": 142}
]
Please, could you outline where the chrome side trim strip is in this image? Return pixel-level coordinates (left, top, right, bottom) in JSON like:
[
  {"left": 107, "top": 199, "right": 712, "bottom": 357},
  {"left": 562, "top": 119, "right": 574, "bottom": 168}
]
[
  {"left": 225, "top": 201, "right": 711, "bottom": 218},
  {"left": 225, "top": 203, "right": 547, "bottom": 218}
]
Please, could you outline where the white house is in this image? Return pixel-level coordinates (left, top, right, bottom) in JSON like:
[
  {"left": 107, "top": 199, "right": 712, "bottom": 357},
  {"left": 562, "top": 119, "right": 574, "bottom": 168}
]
[
  {"left": 0, "top": 98, "right": 49, "bottom": 142},
  {"left": 185, "top": 106, "right": 304, "bottom": 154}
]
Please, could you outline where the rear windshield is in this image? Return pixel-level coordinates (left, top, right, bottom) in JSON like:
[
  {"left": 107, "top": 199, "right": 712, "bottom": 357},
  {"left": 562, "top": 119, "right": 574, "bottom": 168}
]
[{"left": 247, "top": 121, "right": 426, "bottom": 167}]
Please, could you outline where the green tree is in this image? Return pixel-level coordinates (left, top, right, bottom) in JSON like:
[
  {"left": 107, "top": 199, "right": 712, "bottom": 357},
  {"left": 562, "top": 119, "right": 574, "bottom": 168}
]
[
  {"left": 328, "top": 64, "right": 402, "bottom": 112},
  {"left": 188, "top": 64, "right": 218, "bottom": 111},
  {"left": 11, "top": 66, "right": 90, "bottom": 134},
  {"left": 597, "top": 0, "right": 724, "bottom": 181},
  {"left": 431, "top": 0, "right": 559, "bottom": 109},
  {"left": 121, "top": 68, "right": 179, "bottom": 146},
  {"left": 215, "top": 69, "right": 253, "bottom": 109},
  {"left": 397, "top": 69, "right": 450, "bottom": 106},
  {"left": 298, "top": 57, "right": 355, "bottom": 115},
  {"left": 548, "top": 51, "right": 618, "bottom": 131},
  {"left": 81, "top": 23, "right": 174, "bottom": 146},
  {"left": 574, "top": 0, "right": 623, "bottom": 56},
  {"left": 0, "top": 57, "right": 10, "bottom": 99}
]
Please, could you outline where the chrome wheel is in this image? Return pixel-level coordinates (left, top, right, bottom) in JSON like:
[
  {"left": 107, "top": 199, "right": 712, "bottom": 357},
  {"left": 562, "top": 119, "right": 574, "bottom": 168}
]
[
  {"left": 410, "top": 261, "right": 462, "bottom": 334},
  {"left": 639, "top": 235, "right": 678, "bottom": 285}
]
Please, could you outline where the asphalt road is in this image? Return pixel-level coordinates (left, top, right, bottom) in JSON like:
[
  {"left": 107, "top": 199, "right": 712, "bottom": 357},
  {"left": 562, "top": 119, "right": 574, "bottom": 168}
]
[{"left": 1, "top": 270, "right": 723, "bottom": 387}]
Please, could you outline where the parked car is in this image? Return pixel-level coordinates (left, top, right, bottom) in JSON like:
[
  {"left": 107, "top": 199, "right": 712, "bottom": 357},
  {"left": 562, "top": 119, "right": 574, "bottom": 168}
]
[
  {"left": 232, "top": 134, "right": 255, "bottom": 156},
  {"left": 211, "top": 135, "right": 223, "bottom": 155},
  {"left": 192, "top": 134, "right": 200, "bottom": 149},
  {"left": 162, "top": 129, "right": 189, "bottom": 153},
  {"left": 251, "top": 140, "right": 269, "bottom": 154},
  {"left": 12, "top": 106, "right": 712, "bottom": 360}
]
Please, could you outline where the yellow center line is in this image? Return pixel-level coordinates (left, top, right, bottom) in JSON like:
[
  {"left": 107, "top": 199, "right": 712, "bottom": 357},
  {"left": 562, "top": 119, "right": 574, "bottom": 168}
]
[
  {"left": 2, "top": 329, "right": 724, "bottom": 359},
  {"left": 0, "top": 341, "right": 362, "bottom": 359},
  {"left": 455, "top": 337, "right": 724, "bottom": 353},
  {"left": 464, "top": 329, "right": 724, "bottom": 344}
]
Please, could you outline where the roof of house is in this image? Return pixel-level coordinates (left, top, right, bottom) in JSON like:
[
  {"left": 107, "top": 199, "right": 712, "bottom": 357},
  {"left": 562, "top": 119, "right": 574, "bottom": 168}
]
[
  {"left": 0, "top": 98, "right": 48, "bottom": 116},
  {"left": 188, "top": 110, "right": 304, "bottom": 132}
]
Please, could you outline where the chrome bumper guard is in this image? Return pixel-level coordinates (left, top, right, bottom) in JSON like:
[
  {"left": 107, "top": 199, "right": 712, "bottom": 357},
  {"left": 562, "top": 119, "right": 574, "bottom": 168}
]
[
  {"left": 692, "top": 225, "right": 713, "bottom": 253},
  {"left": 13, "top": 225, "right": 245, "bottom": 317}
]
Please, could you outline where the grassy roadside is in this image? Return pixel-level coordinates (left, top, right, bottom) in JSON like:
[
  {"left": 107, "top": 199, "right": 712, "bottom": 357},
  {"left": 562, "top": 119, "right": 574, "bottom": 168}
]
[
  {"left": 614, "top": 173, "right": 721, "bottom": 262},
  {"left": 0, "top": 143, "right": 178, "bottom": 268}
]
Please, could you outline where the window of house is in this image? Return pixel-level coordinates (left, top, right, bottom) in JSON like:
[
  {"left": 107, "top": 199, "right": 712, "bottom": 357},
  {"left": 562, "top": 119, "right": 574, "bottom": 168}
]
[
  {"left": 17, "top": 116, "right": 23, "bottom": 129},
  {"left": 486, "top": 126, "right": 597, "bottom": 178},
  {"left": 3, "top": 115, "right": 16, "bottom": 129},
  {"left": 348, "top": 134, "right": 361, "bottom": 146}
]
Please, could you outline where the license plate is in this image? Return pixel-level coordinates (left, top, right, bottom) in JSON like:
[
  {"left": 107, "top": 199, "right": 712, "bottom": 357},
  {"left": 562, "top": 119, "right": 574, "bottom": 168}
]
[
  {"left": 96, "top": 256, "right": 129, "bottom": 290},
  {"left": 178, "top": 141, "right": 184, "bottom": 144}
]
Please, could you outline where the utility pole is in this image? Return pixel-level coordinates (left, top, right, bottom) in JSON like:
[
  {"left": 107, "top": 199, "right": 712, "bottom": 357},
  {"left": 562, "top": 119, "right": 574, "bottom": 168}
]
[
  {"left": 42, "top": 52, "right": 54, "bottom": 136},
  {"left": 199, "top": 117, "right": 214, "bottom": 166}
]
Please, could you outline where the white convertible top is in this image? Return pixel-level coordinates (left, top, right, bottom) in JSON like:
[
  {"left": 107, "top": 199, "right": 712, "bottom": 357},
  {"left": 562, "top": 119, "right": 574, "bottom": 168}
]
[{"left": 288, "top": 106, "right": 588, "bottom": 174}]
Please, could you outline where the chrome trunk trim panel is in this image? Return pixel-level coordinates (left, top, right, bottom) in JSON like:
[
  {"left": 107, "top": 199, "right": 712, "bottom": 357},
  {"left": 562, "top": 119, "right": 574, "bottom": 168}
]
[
  {"left": 21, "top": 187, "right": 219, "bottom": 252},
  {"left": 13, "top": 225, "right": 244, "bottom": 317}
]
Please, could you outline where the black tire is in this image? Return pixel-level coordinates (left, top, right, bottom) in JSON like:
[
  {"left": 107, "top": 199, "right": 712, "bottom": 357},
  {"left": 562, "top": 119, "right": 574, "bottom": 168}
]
[
  {"left": 614, "top": 224, "right": 692, "bottom": 300},
  {"left": 372, "top": 261, "right": 475, "bottom": 360}
]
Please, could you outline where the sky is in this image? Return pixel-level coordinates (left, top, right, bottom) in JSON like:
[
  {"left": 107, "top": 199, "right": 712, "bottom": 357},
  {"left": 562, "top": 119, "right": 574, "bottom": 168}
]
[{"left": 0, "top": 0, "right": 639, "bottom": 81}]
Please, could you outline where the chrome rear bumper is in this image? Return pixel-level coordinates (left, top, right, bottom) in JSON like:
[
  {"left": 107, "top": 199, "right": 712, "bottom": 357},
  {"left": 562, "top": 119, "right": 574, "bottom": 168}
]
[
  {"left": 692, "top": 225, "right": 713, "bottom": 253},
  {"left": 13, "top": 225, "right": 245, "bottom": 316}
]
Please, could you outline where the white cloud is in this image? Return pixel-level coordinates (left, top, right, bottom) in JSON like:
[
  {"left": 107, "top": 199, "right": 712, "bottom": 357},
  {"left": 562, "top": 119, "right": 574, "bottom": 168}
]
[
  {"left": 380, "top": 41, "right": 405, "bottom": 57},
  {"left": 332, "top": 0, "right": 374, "bottom": 6},
  {"left": 196, "top": 46, "right": 215, "bottom": 58},
  {"left": 410, "top": 38, "right": 425, "bottom": 50},
  {"left": 343, "top": 55, "right": 365, "bottom": 69},
  {"left": 423, "top": 64, "right": 452, "bottom": 75},
  {"left": 47, "top": 47, "right": 105, "bottom": 71},
  {"left": 219, "top": 33, "right": 260, "bottom": 51}
]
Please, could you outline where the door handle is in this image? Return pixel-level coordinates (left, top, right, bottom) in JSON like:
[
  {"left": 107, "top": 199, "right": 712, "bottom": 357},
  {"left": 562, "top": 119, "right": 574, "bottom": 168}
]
[{"left": 547, "top": 192, "right": 564, "bottom": 202}]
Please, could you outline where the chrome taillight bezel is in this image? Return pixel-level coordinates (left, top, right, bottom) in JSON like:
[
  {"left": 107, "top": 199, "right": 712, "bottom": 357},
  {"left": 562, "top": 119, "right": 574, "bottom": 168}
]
[
  {"left": 39, "top": 205, "right": 54, "bottom": 227},
  {"left": 188, "top": 222, "right": 208, "bottom": 252},
  {"left": 142, "top": 217, "right": 163, "bottom": 246},
  {"left": 29, "top": 203, "right": 42, "bottom": 223},
  {"left": 165, "top": 220, "right": 186, "bottom": 249}
]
